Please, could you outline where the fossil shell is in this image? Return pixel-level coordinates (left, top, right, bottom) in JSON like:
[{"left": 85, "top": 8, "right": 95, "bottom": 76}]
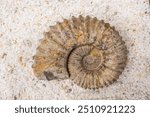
[{"left": 32, "top": 15, "right": 128, "bottom": 89}]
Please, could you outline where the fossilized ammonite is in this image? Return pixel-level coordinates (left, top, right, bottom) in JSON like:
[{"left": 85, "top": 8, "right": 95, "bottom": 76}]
[{"left": 32, "top": 15, "right": 128, "bottom": 89}]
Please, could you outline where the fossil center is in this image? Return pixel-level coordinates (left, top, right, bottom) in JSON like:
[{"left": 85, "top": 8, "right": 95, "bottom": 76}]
[{"left": 82, "top": 48, "right": 103, "bottom": 70}]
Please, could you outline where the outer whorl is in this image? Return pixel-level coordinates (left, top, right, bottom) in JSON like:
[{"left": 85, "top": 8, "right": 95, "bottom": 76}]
[{"left": 32, "top": 15, "right": 128, "bottom": 89}]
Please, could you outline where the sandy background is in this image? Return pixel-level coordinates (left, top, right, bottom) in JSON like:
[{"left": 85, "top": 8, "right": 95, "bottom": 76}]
[{"left": 0, "top": 0, "right": 150, "bottom": 99}]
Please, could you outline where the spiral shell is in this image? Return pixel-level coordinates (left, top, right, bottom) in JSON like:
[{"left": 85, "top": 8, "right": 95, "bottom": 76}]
[{"left": 32, "top": 15, "right": 128, "bottom": 89}]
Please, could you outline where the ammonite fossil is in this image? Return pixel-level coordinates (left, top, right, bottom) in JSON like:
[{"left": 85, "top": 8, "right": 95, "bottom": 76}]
[{"left": 32, "top": 15, "right": 128, "bottom": 89}]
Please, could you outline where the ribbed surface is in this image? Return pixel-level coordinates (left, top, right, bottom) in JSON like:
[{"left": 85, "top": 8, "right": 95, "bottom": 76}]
[{"left": 32, "top": 15, "right": 128, "bottom": 89}]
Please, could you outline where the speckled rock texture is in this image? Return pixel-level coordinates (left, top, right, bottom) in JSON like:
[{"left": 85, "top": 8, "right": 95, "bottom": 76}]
[{"left": 0, "top": 0, "right": 150, "bottom": 99}]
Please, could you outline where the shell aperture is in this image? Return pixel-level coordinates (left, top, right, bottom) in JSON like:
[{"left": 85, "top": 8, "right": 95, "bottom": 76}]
[{"left": 32, "top": 15, "right": 128, "bottom": 89}]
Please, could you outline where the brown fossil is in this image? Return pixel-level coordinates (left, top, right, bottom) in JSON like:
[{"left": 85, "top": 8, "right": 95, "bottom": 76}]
[{"left": 32, "top": 15, "right": 128, "bottom": 89}]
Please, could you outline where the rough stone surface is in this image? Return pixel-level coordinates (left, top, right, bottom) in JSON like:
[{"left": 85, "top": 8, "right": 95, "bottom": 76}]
[{"left": 0, "top": 0, "right": 150, "bottom": 99}]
